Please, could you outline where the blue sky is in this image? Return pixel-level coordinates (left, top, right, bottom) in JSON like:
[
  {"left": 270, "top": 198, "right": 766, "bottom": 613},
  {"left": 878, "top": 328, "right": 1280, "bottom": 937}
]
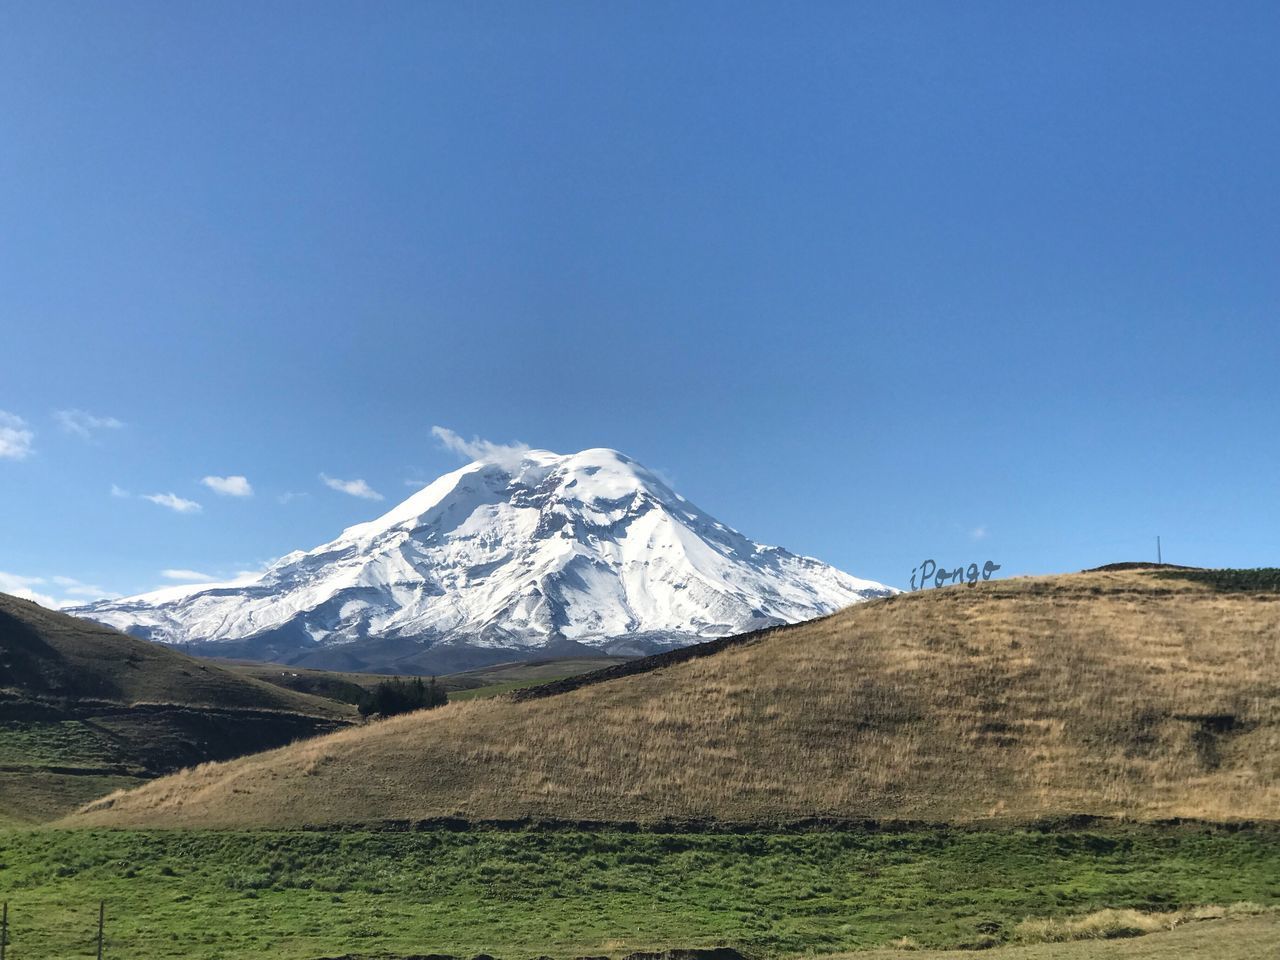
[{"left": 2, "top": 2, "right": 1277, "bottom": 605}]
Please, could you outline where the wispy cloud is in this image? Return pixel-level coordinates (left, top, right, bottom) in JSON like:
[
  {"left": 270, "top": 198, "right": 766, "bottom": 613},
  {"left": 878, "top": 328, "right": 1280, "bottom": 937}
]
[
  {"left": 320, "top": 473, "right": 383, "bottom": 501},
  {"left": 0, "top": 571, "right": 115, "bottom": 608},
  {"left": 51, "top": 575, "right": 115, "bottom": 599},
  {"left": 0, "top": 571, "right": 59, "bottom": 607},
  {"left": 55, "top": 409, "right": 124, "bottom": 439},
  {"left": 110, "top": 484, "right": 130, "bottom": 498},
  {"left": 0, "top": 411, "right": 35, "bottom": 460},
  {"left": 970, "top": 525, "right": 989, "bottom": 541},
  {"left": 201, "top": 475, "right": 253, "bottom": 497},
  {"left": 431, "top": 426, "right": 530, "bottom": 469},
  {"left": 160, "top": 568, "right": 218, "bottom": 583},
  {"left": 402, "top": 464, "right": 431, "bottom": 488},
  {"left": 142, "top": 492, "right": 202, "bottom": 514},
  {"left": 650, "top": 465, "right": 679, "bottom": 490}
]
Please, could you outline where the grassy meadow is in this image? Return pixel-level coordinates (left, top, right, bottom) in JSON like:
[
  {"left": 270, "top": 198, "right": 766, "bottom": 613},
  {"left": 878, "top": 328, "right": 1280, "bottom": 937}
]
[{"left": 1, "top": 824, "right": 1277, "bottom": 959}]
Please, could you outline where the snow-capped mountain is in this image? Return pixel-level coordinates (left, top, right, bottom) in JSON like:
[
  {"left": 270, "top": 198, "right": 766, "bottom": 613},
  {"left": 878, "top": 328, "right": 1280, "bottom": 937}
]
[{"left": 73, "top": 448, "right": 895, "bottom": 672}]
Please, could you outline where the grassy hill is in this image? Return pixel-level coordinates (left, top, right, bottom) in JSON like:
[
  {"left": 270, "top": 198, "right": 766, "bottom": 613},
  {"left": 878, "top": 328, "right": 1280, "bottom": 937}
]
[
  {"left": 0, "top": 593, "right": 352, "bottom": 824},
  {"left": 69, "top": 567, "right": 1280, "bottom": 829}
]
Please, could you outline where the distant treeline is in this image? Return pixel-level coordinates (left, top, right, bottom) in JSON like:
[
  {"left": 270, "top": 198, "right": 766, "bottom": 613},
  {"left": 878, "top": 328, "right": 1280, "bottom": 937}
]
[
  {"left": 1154, "top": 568, "right": 1280, "bottom": 592},
  {"left": 358, "top": 677, "right": 448, "bottom": 717}
]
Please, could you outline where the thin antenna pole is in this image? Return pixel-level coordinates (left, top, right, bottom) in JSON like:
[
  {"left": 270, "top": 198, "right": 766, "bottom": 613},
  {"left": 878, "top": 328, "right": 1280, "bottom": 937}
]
[{"left": 1157, "top": 536, "right": 1162, "bottom": 564}]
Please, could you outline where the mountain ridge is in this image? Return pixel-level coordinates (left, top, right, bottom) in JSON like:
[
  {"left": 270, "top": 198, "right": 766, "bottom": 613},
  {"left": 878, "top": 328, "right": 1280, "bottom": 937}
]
[{"left": 72, "top": 447, "right": 894, "bottom": 671}]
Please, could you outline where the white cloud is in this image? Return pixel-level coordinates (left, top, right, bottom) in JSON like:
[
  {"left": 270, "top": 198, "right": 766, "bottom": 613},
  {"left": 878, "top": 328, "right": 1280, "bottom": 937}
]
[
  {"left": 51, "top": 575, "right": 115, "bottom": 599},
  {"left": 0, "top": 571, "right": 59, "bottom": 607},
  {"left": 320, "top": 473, "right": 383, "bottom": 501},
  {"left": 201, "top": 475, "right": 253, "bottom": 497},
  {"left": 142, "top": 492, "right": 202, "bottom": 514},
  {"left": 970, "top": 526, "right": 989, "bottom": 541},
  {"left": 0, "top": 411, "right": 35, "bottom": 460},
  {"left": 160, "top": 568, "right": 217, "bottom": 583},
  {"left": 0, "top": 571, "right": 115, "bottom": 607},
  {"left": 55, "top": 409, "right": 124, "bottom": 439},
  {"left": 431, "top": 425, "right": 529, "bottom": 469},
  {"left": 651, "top": 466, "right": 678, "bottom": 490},
  {"left": 110, "top": 484, "right": 130, "bottom": 498}
]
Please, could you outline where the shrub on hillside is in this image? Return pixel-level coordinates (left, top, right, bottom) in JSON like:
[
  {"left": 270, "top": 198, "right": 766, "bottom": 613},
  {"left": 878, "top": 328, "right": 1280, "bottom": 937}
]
[{"left": 358, "top": 677, "right": 448, "bottom": 717}]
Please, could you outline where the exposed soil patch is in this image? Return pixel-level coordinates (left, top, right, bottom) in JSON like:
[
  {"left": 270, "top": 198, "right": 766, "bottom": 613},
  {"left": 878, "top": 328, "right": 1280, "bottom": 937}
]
[{"left": 314, "top": 951, "right": 749, "bottom": 960}]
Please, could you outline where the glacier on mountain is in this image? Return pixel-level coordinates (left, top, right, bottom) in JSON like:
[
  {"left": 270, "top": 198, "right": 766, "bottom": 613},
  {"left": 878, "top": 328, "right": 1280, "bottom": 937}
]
[{"left": 72, "top": 448, "right": 895, "bottom": 671}]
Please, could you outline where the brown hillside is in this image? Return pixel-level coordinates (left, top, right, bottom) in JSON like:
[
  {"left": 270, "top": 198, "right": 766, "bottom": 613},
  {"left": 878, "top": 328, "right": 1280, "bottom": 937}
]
[
  {"left": 1, "top": 593, "right": 350, "bottom": 717},
  {"left": 70, "top": 569, "right": 1280, "bottom": 828}
]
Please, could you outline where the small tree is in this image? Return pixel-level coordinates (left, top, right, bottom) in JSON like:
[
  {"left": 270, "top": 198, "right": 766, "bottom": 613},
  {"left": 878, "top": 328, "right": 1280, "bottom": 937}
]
[{"left": 358, "top": 676, "right": 448, "bottom": 717}]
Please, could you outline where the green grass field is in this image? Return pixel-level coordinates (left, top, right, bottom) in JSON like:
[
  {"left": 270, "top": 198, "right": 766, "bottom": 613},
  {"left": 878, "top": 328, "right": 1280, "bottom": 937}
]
[
  {"left": 1, "top": 824, "right": 1276, "bottom": 959},
  {"left": 0, "top": 706, "right": 346, "bottom": 826},
  {"left": 0, "top": 720, "right": 148, "bottom": 827},
  {"left": 0, "top": 720, "right": 127, "bottom": 770}
]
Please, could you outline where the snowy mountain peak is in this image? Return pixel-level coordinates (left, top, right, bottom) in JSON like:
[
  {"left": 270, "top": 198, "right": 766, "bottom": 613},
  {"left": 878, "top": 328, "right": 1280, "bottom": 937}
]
[
  {"left": 338, "top": 447, "right": 668, "bottom": 547},
  {"left": 73, "top": 447, "right": 896, "bottom": 672}
]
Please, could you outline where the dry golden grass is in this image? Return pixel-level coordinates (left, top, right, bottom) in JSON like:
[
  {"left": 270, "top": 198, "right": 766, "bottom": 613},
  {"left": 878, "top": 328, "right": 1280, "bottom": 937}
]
[
  {"left": 1014, "top": 903, "right": 1269, "bottom": 943},
  {"left": 68, "top": 570, "right": 1280, "bottom": 828},
  {"left": 828, "top": 912, "right": 1279, "bottom": 959}
]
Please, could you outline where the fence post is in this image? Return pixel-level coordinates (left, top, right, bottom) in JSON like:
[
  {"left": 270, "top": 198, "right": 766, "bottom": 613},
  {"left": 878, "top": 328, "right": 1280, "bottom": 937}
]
[
  {"left": 96, "top": 900, "right": 105, "bottom": 960},
  {"left": 1, "top": 900, "right": 7, "bottom": 960}
]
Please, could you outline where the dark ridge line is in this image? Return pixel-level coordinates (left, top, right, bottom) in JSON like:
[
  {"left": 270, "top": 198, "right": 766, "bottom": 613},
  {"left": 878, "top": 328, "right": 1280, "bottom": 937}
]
[
  {"left": 504, "top": 572, "right": 1202, "bottom": 705},
  {"left": 291, "top": 813, "right": 1279, "bottom": 836},
  {"left": 0, "top": 691, "right": 352, "bottom": 725},
  {"left": 503, "top": 568, "right": 1201, "bottom": 706},
  {"left": 1083, "top": 561, "right": 1200, "bottom": 572},
  {"left": 0, "top": 763, "right": 142, "bottom": 777},
  {"left": 505, "top": 618, "right": 806, "bottom": 703}
]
